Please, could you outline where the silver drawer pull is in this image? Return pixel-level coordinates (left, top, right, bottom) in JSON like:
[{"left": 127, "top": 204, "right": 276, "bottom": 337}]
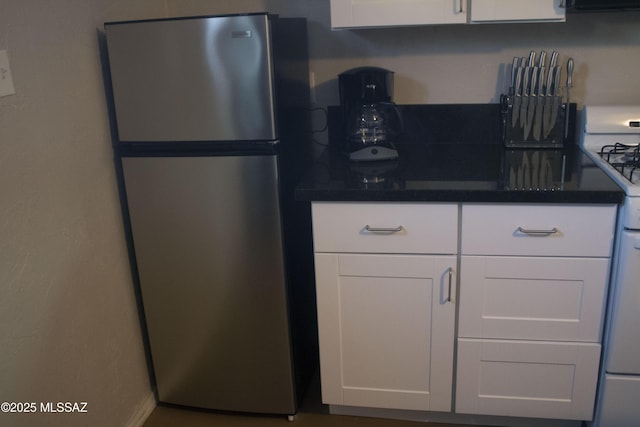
[
  {"left": 364, "top": 225, "right": 404, "bottom": 233},
  {"left": 447, "top": 267, "right": 453, "bottom": 303},
  {"left": 517, "top": 227, "right": 559, "bottom": 236}
]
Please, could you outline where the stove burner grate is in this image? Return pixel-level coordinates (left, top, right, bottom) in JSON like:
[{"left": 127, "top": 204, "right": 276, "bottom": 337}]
[{"left": 599, "top": 142, "right": 640, "bottom": 183}]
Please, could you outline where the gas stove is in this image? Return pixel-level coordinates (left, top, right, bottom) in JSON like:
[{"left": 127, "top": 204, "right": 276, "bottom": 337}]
[
  {"left": 580, "top": 106, "right": 640, "bottom": 230},
  {"left": 581, "top": 106, "right": 640, "bottom": 192},
  {"left": 581, "top": 106, "right": 640, "bottom": 427},
  {"left": 598, "top": 142, "right": 640, "bottom": 185}
]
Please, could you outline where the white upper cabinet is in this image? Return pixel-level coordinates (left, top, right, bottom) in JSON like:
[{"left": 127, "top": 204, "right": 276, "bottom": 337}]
[
  {"left": 470, "top": 0, "right": 566, "bottom": 23},
  {"left": 330, "top": 0, "right": 565, "bottom": 29},
  {"left": 330, "top": 0, "right": 467, "bottom": 29}
]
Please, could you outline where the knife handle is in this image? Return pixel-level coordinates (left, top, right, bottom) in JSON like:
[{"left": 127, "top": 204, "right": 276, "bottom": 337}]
[
  {"left": 514, "top": 67, "right": 523, "bottom": 97},
  {"left": 552, "top": 66, "right": 561, "bottom": 96},
  {"left": 511, "top": 57, "right": 520, "bottom": 95},
  {"left": 530, "top": 67, "right": 538, "bottom": 96},
  {"left": 522, "top": 66, "right": 531, "bottom": 96},
  {"left": 537, "top": 67, "right": 545, "bottom": 95},
  {"left": 538, "top": 50, "right": 547, "bottom": 68},
  {"left": 545, "top": 64, "right": 554, "bottom": 96},
  {"left": 565, "top": 58, "right": 574, "bottom": 139},
  {"left": 549, "top": 50, "right": 559, "bottom": 68}
]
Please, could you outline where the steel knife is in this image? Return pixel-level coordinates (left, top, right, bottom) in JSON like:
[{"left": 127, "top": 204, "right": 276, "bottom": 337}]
[
  {"left": 549, "top": 65, "right": 562, "bottom": 138},
  {"left": 510, "top": 56, "right": 520, "bottom": 96},
  {"left": 524, "top": 67, "right": 538, "bottom": 141},
  {"left": 512, "top": 66, "right": 523, "bottom": 128},
  {"left": 533, "top": 65, "right": 545, "bottom": 141},
  {"left": 519, "top": 64, "right": 531, "bottom": 129},
  {"left": 542, "top": 53, "right": 557, "bottom": 138},
  {"left": 533, "top": 52, "right": 546, "bottom": 141},
  {"left": 565, "top": 57, "right": 574, "bottom": 139},
  {"left": 538, "top": 50, "right": 547, "bottom": 71},
  {"left": 549, "top": 51, "right": 559, "bottom": 69}
]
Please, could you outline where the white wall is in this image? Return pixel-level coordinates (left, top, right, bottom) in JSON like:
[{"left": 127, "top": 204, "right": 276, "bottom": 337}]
[
  {"left": 0, "top": 1, "right": 167, "bottom": 426},
  {"left": 301, "top": 10, "right": 640, "bottom": 107},
  {"left": 165, "top": 1, "right": 640, "bottom": 144}
]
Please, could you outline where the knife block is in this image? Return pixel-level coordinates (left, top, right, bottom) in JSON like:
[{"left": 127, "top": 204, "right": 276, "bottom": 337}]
[{"left": 502, "top": 95, "right": 570, "bottom": 148}]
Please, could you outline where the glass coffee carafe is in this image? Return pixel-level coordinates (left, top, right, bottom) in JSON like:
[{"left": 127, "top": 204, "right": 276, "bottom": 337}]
[
  {"left": 339, "top": 67, "right": 403, "bottom": 161},
  {"left": 349, "top": 100, "right": 402, "bottom": 146}
]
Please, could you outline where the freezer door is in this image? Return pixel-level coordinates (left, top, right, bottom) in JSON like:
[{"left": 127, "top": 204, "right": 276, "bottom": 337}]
[
  {"left": 106, "top": 14, "right": 276, "bottom": 142},
  {"left": 121, "top": 155, "right": 296, "bottom": 413}
]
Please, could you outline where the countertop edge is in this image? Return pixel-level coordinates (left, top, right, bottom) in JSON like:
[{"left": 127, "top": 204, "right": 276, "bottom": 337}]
[{"left": 294, "top": 189, "right": 625, "bottom": 204}]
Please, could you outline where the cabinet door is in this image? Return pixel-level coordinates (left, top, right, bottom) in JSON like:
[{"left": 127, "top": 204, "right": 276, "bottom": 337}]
[
  {"left": 470, "top": 0, "right": 565, "bottom": 23},
  {"left": 330, "top": 0, "right": 467, "bottom": 29},
  {"left": 456, "top": 338, "right": 600, "bottom": 420},
  {"left": 315, "top": 253, "right": 456, "bottom": 411},
  {"left": 459, "top": 256, "right": 609, "bottom": 342}
]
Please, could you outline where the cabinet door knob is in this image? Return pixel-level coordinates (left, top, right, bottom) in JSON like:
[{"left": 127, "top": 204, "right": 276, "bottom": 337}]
[
  {"left": 517, "top": 227, "right": 559, "bottom": 236},
  {"left": 364, "top": 225, "right": 404, "bottom": 233}
]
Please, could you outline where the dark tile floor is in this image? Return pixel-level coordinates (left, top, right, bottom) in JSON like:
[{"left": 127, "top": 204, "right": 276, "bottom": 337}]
[
  {"left": 143, "top": 406, "right": 471, "bottom": 427},
  {"left": 142, "top": 371, "right": 477, "bottom": 427}
]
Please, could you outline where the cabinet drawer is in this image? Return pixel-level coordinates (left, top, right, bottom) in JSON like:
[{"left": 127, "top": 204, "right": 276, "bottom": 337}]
[
  {"left": 462, "top": 204, "right": 616, "bottom": 257},
  {"left": 312, "top": 202, "right": 458, "bottom": 254},
  {"left": 456, "top": 338, "right": 600, "bottom": 420},
  {"left": 459, "top": 256, "right": 609, "bottom": 342}
]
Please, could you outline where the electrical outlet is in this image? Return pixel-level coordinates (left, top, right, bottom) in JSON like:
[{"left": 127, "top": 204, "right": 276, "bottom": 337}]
[{"left": 0, "top": 50, "right": 16, "bottom": 97}]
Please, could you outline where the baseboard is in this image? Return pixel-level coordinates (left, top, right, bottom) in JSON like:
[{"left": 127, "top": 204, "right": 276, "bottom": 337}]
[
  {"left": 329, "top": 405, "right": 584, "bottom": 427},
  {"left": 125, "top": 392, "right": 157, "bottom": 427}
]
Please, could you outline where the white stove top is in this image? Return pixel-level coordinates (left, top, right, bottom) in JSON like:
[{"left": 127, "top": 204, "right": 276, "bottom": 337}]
[{"left": 580, "top": 106, "right": 640, "bottom": 197}]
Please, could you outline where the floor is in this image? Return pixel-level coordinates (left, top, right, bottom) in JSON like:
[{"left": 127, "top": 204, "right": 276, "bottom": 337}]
[
  {"left": 143, "top": 406, "right": 475, "bottom": 427},
  {"left": 142, "top": 371, "right": 482, "bottom": 427}
]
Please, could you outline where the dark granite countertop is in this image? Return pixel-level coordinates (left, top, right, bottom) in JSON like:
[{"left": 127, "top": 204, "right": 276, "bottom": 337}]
[{"left": 295, "top": 104, "right": 624, "bottom": 204}]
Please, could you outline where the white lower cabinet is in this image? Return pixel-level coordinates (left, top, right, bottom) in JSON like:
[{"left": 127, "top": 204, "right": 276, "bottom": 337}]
[
  {"left": 312, "top": 202, "right": 458, "bottom": 412},
  {"left": 315, "top": 253, "right": 456, "bottom": 411},
  {"left": 455, "top": 255, "right": 606, "bottom": 419},
  {"left": 311, "top": 202, "right": 615, "bottom": 422},
  {"left": 456, "top": 338, "right": 601, "bottom": 420},
  {"left": 456, "top": 203, "right": 616, "bottom": 421},
  {"left": 458, "top": 256, "right": 609, "bottom": 342}
]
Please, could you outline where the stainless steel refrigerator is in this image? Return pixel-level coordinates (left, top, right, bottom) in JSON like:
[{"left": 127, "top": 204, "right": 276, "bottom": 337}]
[{"left": 103, "top": 13, "right": 316, "bottom": 416}]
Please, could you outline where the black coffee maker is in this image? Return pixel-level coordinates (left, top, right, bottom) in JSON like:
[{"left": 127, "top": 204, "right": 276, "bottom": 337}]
[{"left": 339, "top": 67, "right": 402, "bottom": 161}]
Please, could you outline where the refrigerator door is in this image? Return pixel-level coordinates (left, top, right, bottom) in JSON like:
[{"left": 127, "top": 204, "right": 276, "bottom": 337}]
[
  {"left": 121, "top": 155, "right": 296, "bottom": 413},
  {"left": 106, "top": 14, "right": 276, "bottom": 142}
]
